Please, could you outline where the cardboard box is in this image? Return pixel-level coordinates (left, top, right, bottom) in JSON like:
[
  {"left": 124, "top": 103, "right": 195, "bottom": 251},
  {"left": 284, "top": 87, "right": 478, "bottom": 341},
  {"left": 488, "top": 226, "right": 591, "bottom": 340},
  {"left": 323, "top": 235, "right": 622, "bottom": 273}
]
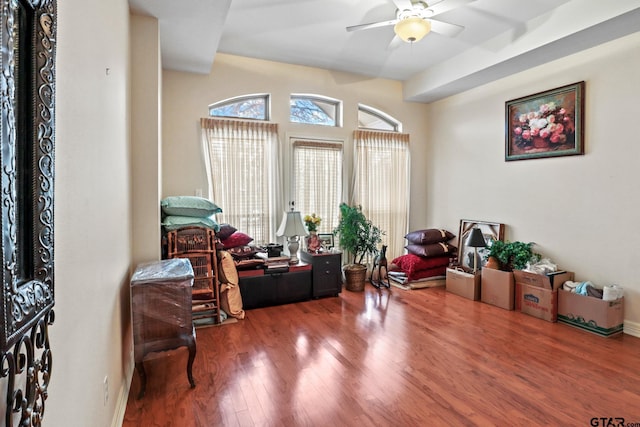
[
  {"left": 515, "top": 282, "right": 558, "bottom": 322},
  {"left": 481, "top": 268, "right": 514, "bottom": 310},
  {"left": 558, "top": 289, "right": 624, "bottom": 337},
  {"left": 512, "top": 270, "right": 574, "bottom": 291},
  {"left": 514, "top": 270, "right": 574, "bottom": 322},
  {"left": 446, "top": 268, "right": 480, "bottom": 301}
]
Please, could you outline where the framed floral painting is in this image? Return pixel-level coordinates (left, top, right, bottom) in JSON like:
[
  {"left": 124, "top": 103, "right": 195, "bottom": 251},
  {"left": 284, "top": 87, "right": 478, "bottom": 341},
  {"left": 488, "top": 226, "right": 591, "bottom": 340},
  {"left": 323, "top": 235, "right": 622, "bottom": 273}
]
[{"left": 505, "top": 81, "right": 585, "bottom": 161}]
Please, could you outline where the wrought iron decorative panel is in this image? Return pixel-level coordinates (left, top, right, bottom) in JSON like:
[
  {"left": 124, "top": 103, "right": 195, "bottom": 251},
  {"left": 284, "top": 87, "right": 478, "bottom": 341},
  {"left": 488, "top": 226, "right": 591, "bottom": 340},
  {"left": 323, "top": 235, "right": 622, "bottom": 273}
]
[{"left": 0, "top": 0, "right": 56, "bottom": 425}]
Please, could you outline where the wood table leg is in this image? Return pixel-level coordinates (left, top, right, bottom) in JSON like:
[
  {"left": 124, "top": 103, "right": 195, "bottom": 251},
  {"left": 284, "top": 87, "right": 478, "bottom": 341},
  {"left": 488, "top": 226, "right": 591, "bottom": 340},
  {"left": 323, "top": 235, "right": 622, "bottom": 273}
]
[
  {"left": 187, "top": 341, "right": 196, "bottom": 388},
  {"left": 135, "top": 362, "right": 147, "bottom": 399}
]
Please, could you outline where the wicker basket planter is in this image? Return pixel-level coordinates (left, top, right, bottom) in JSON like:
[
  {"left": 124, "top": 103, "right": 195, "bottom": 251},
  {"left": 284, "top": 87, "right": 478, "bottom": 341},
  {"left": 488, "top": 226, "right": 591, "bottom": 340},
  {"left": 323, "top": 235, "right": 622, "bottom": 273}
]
[{"left": 344, "top": 264, "right": 367, "bottom": 292}]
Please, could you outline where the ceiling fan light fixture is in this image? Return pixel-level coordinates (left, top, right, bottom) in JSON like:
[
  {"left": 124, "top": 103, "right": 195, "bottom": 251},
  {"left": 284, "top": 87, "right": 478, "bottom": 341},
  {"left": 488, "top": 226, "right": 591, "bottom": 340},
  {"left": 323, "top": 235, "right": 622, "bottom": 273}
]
[{"left": 394, "top": 16, "right": 431, "bottom": 43}]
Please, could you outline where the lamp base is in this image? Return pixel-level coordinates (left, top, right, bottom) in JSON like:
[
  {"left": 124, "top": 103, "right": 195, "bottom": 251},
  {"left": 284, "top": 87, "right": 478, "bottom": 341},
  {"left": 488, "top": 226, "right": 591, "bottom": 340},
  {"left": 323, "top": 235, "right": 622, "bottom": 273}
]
[{"left": 287, "top": 236, "right": 300, "bottom": 264}]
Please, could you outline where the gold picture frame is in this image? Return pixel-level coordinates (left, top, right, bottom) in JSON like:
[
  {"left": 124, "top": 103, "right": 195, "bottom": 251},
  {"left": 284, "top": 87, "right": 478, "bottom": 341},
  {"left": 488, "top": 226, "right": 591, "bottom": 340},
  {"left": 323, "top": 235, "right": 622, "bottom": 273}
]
[{"left": 505, "top": 81, "right": 585, "bottom": 161}]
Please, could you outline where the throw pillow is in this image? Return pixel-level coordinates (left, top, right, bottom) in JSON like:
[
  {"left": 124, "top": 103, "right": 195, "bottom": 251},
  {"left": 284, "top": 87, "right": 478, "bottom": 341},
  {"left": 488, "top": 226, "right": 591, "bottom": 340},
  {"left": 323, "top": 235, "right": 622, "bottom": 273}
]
[
  {"left": 216, "top": 223, "right": 237, "bottom": 240},
  {"left": 162, "top": 215, "right": 220, "bottom": 231},
  {"left": 405, "top": 228, "right": 455, "bottom": 244},
  {"left": 161, "top": 196, "right": 222, "bottom": 217},
  {"left": 221, "top": 232, "right": 253, "bottom": 249},
  {"left": 218, "top": 250, "right": 245, "bottom": 320},
  {"left": 217, "top": 250, "right": 239, "bottom": 286},
  {"left": 390, "top": 253, "right": 451, "bottom": 277},
  {"left": 405, "top": 242, "right": 456, "bottom": 258}
]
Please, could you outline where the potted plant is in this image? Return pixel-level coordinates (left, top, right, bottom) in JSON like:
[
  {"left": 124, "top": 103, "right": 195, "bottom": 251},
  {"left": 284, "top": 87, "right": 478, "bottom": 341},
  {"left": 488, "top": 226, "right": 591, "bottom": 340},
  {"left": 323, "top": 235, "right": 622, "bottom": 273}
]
[
  {"left": 484, "top": 240, "right": 540, "bottom": 272},
  {"left": 333, "top": 203, "right": 384, "bottom": 291}
]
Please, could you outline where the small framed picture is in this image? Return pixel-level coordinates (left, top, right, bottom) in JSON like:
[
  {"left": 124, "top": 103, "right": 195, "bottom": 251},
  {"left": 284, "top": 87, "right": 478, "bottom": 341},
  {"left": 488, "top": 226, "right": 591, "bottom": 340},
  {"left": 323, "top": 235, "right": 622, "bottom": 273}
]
[{"left": 318, "top": 233, "right": 334, "bottom": 249}]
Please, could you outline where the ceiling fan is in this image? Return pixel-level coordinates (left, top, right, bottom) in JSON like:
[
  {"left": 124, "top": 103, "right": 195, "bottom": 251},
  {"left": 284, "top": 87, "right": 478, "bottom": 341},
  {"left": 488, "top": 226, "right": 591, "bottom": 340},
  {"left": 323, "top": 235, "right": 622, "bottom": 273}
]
[{"left": 346, "top": 0, "right": 474, "bottom": 46}]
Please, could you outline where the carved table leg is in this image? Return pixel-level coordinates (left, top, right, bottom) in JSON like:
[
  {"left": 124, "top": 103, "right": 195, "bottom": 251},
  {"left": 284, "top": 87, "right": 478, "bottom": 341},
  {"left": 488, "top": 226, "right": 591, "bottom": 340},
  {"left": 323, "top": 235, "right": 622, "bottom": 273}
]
[
  {"left": 135, "top": 362, "right": 147, "bottom": 399},
  {"left": 187, "top": 341, "right": 197, "bottom": 388}
]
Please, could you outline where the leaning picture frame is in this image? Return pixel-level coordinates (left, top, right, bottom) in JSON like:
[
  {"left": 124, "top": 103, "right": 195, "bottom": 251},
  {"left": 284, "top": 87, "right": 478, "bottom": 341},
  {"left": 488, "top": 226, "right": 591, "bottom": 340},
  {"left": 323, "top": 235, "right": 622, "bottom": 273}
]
[
  {"left": 318, "top": 233, "right": 334, "bottom": 249},
  {"left": 505, "top": 81, "right": 585, "bottom": 161},
  {"left": 457, "top": 220, "right": 505, "bottom": 272}
]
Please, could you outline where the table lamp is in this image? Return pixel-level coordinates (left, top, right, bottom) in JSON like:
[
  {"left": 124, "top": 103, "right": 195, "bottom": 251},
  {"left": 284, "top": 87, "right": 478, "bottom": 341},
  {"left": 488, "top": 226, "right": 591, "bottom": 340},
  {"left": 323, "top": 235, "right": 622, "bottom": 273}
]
[
  {"left": 466, "top": 227, "right": 486, "bottom": 273},
  {"left": 276, "top": 208, "right": 308, "bottom": 264}
]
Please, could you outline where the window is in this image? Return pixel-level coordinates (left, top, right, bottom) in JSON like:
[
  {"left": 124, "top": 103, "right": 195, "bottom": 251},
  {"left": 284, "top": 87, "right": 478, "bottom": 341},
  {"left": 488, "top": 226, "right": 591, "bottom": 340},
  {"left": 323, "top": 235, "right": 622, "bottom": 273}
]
[
  {"left": 200, "top": 118, "right": 279, "bottom": 244},
  {"left": 209, "top": 94, "right": 270, "bottom": 121},
  {"left": 290, "top": 94, "right": 342, "bottom": 127},
  {"left": 202, "top": 94, "right": 408, "bottom": 258},
  {"left": 352, "top": 130, "right": 410, "bottom": 261},
  {"left": 292, "top": 138, "right": 343, "bottom": 234},
  {"left": 358, "top": 104, "right": 402, "bottom": 132}
]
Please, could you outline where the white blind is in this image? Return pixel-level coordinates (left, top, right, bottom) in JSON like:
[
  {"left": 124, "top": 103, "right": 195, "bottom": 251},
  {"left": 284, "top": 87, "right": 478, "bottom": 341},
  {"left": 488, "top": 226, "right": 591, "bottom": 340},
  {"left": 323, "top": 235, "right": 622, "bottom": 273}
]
[
  {"left": 352, "top": 130, "right": 411, "bottom": 261},
  {"left": 292, "top": 139, "right": 343, "bottom": 234},
  {"left": 201, "top": 118, "right": 279, "bottom": 244}
]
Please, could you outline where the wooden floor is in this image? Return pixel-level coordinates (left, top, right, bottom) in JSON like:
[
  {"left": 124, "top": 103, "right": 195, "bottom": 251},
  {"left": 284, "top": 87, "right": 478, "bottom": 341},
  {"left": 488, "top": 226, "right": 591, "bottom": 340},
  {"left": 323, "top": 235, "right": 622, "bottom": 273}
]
[{"left": 123, "top": 284, "right": 640, "bottom": 427}]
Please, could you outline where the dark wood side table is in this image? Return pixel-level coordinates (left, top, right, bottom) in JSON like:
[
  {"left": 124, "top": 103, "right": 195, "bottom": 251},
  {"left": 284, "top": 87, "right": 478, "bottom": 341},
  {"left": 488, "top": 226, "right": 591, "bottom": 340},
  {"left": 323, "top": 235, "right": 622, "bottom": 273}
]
[
  {"left": 130, "top": 258, "right": 197, "bottom": 398},
  {"left": 300, "top": 251, "right": 343, "bottom": 298}
]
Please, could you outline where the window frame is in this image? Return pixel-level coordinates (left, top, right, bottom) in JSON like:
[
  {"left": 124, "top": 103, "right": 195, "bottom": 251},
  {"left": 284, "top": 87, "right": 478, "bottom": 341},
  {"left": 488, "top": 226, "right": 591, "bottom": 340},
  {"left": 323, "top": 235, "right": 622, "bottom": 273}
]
[
  {"left": 290, "top": 93, "right": 343, "bottom": 128},
  {"left": 208, "top": 93, "right": 271, "bottom": 121},
  {"left": 358, "top": 103, "right": 402, "bottom": 132}
]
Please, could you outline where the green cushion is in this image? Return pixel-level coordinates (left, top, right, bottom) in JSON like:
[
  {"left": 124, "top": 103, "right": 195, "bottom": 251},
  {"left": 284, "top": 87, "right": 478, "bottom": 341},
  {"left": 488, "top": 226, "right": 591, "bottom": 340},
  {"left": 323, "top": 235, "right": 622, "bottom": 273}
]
[
  {"left": 161, "top": 215, "right": 220, "bottom": 231},
  {"left": 161, "top": 196, "right": 222, "bottom": 217}
]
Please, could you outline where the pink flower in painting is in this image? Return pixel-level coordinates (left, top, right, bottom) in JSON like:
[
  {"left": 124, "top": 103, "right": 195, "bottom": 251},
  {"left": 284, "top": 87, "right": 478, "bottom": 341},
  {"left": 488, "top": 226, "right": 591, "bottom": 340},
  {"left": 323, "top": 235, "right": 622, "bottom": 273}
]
[{"left": 512, "top": 101, "right": 573, "bottom": 149}]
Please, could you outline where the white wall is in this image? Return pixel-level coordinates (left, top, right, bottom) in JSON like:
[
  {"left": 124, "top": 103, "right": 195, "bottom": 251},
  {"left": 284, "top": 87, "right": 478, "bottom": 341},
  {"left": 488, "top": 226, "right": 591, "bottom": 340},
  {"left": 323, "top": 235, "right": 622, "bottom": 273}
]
[
  {"left": 162, "top": 54, "right": 432, "bottom": 236},
  {"left": 49, "top": 0, "right": 133, "bottom": 426},
  {"left": 426, "top": 32, "right": 640, "bottom": 332},
  {"left": 131, "top": 14, "right": 162, "bottom": 267}
]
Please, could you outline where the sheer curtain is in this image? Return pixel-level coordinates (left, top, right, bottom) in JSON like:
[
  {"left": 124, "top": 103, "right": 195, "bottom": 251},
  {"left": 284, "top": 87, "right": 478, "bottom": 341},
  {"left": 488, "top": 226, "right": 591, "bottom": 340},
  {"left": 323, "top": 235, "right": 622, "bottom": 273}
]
[
  {"left": 352, "top": 130, "right": 411, "bottom": 261},
  {"left": 200, "top": 118, "right": 281, "bottom": 244},
  {"left": 292, "top": 139, "right": 343, "bottom": 234}
]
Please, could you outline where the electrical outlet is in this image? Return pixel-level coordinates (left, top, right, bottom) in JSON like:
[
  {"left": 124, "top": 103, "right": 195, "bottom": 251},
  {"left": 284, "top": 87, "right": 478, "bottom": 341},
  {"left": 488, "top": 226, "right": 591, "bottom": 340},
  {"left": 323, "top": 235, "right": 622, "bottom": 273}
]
[
  {"left": 195, "top": 188, "right": 203, "bottom": 197},
  {"left": 103, "top": 376, "right": 109, "bottom": 405}
]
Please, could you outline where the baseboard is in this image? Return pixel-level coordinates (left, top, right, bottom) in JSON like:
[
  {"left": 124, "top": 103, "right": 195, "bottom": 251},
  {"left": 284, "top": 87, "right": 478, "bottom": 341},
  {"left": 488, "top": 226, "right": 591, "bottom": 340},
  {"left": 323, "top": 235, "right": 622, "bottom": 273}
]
[
  {"left": 624, "top": 320, "right": 640, "bottom": 338},
  {"left": 111, "top": 359, "right": 135, "bottom": 427}
]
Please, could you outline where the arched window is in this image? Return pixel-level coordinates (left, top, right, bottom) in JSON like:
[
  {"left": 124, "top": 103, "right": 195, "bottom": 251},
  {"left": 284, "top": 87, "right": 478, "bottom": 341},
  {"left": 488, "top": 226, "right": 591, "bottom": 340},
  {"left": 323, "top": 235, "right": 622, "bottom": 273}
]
[
  {"left": 290, "top": 94, "right": 342, "bottom": 127},
  {"left": 358, "top": 104, "right": 402, "bottom": 132},
  {"left": 209, "top": 94, "right": 271, "bottom": 121}
]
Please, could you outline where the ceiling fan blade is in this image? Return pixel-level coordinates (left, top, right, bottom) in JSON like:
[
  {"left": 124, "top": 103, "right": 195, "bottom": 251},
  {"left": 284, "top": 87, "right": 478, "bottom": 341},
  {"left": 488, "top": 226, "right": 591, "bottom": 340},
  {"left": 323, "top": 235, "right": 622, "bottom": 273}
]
[
  {"left": 425, "top": 0, "right": 475, "bottom": 17},
  {"left": 429, "top": 19, "right": 465, "bottom": 37},
  {"left": 387, "top": 34, "right": 403, "bottom": 50},
  {"left": 391, "top": 0, "right": 415, "bottom": 11},
  {"left": 346, "top": 19, "right": 397, "bottom": 33}
]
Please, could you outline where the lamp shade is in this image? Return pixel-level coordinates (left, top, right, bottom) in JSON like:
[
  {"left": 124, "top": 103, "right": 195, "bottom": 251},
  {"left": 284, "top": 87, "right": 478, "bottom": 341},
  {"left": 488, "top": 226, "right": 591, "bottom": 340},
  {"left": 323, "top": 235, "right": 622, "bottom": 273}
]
[
  {"left": 394, "top": 16, "right": 431, "bottom": 43},
  {"left": 466, "top": 228, "right": 486, "bottom": 248},
  {"left": 276, "top": 211, "right": 308, "bottom": 237}
]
